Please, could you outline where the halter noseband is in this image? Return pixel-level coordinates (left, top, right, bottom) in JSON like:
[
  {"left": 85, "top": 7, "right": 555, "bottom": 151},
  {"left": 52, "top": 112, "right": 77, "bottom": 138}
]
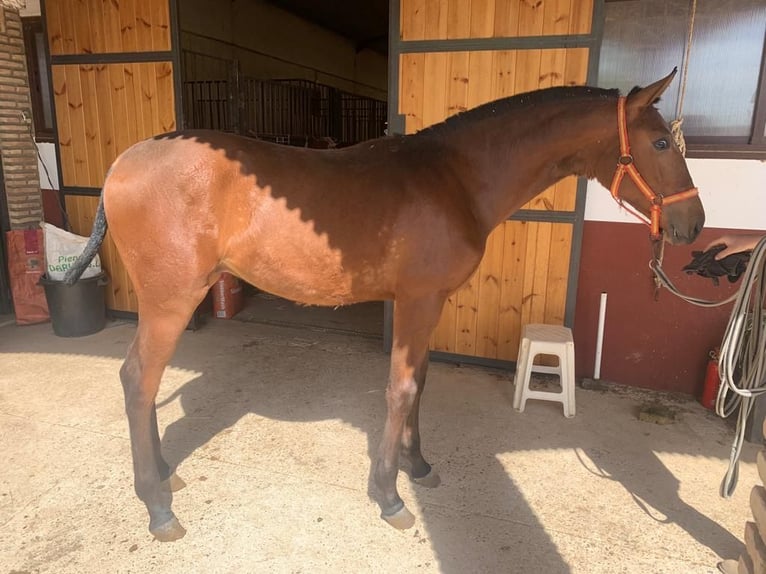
[{"left": 609, "top": 96, "right": 699, "bottom": 241}]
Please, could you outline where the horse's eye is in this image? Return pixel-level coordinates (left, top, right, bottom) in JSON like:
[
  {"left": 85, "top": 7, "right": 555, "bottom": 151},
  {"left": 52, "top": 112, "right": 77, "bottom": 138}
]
[{"left": 654, "top": 138, "right": 669, "bottom": 150}]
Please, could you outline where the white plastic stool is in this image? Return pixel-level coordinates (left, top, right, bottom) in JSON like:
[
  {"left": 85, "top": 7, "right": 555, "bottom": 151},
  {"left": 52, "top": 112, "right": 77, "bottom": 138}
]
[{"left": 512, "top": 323, "right": 576, "bottom": 418}]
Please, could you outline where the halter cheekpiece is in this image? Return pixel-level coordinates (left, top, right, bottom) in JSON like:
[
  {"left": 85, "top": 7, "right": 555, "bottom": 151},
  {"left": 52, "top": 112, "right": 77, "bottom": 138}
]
[{"left": 608, "top": 96, "right": 699, "bottom": 241}]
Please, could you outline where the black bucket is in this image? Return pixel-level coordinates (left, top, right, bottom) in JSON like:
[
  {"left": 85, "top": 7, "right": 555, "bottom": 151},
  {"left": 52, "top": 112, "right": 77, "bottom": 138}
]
[{"left": 39, "top": 273, "right": 108, "bottom": 337}]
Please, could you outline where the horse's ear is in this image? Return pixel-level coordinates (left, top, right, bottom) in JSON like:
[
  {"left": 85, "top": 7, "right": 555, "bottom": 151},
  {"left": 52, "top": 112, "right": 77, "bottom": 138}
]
[{"left": 627, "top": 68, "right": 677, "bottom": 110}]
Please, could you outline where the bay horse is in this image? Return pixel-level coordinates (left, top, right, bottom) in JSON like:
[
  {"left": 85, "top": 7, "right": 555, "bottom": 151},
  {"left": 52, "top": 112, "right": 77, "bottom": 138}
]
[{"left": 64, "top": 70, "right": 704, "bottom": 541}]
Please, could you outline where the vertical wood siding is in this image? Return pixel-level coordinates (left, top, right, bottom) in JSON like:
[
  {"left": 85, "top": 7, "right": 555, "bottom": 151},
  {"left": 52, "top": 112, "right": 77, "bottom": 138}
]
[
  {"left": 45, "top": 0, "right": 171, "bottom": 56},
  {"left": 401, "top": 0, "right": 593, "bottom": 40},
  {"left": 45, "top": 0, "right": 175, "bottom": 312},
  {"left": 51, "top": 62, "right": 176, "bottom": 188}
]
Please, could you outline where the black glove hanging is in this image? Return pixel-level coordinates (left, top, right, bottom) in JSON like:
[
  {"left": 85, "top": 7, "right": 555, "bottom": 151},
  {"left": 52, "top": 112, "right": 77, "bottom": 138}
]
[{"left": 682, "top": 244, "right": 751, "bottom": 286}]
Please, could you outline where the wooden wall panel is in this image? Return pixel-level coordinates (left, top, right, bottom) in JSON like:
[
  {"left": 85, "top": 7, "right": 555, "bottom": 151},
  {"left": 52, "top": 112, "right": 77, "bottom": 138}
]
[
  {"left": 401, "top": 0, "right": 594, "bottom": 40},
  {"left": 120, "top": 0, "right": 140, "bottom": 52},
  {"left": 51, "top": 62, "right": 176, "bottom": 188},
  {"left": 45, "top": 0, "right": 64, "bottom": 54},
  {"left": 46, "top": 0, "right": 170, "bottom": 55},
  {"left": 474, "top": 225, "right": 505, "bottom": 357},
  {"left": 64, "top": 195, "right": 138, "bottom": 313},
  {"left": 543, "top": 222, "right": 573, "bottom": 324},
  {"left": 150, "top": 0, "right": 172, "bottom": 51},
  {"left": 46, "top": 0, "right": 175, "bottom": 315},
  {"left": 94, "top": 64, "right": 116, "bottom": 178},
  {"left": 400, "top": 53, "right": 426, "bottom": 134},
  {"left": 62, "top": 64, "right": 90, "bottom": 185},
  {"left": 88, "top": 0, "right": 106, "bottom": 54},
  {"left": 496, "top": 220, "right": 527, "bottom": 359},
  {"left": 447, "top": 0, "right": 471, "bottom": 38},
  {"left": 103, "top": 0, "right": 123, "bottom": 53},
  {"left": 81, "top": 65, "right": 105, "bottom": 187}
]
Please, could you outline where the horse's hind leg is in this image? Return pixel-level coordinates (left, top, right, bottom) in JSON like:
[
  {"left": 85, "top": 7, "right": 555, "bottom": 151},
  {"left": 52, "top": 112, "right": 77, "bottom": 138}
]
[
  {"left": 151, "top": 405, "right": 186, "bottom": 492},
  {"left": 120, "top": 295, "right": 204, "bottom": 541},
  {"left": 374, "top": 294, "right": 445, "bottom": 529}
]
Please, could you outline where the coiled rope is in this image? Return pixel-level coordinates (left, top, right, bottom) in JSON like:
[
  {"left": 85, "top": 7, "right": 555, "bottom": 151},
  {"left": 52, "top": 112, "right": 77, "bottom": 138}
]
[{"left": 715, "top": 236, "right": 766, "bottom": 498}]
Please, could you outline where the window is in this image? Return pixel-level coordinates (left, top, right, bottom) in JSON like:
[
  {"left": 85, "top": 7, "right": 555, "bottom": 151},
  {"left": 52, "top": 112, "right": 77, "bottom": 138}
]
[
  {"left": 22, "top": 17, "right": 54, "bottom": 143},
  {"left": 599, "top": 0, "right": 766, "bottom": 159}
]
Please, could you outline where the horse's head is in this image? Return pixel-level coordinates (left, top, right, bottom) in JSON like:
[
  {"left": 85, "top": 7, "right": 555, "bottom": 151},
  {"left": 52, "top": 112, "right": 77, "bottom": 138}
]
[{"left": 596, "top": 70, "right": 705, "bottom": 245}]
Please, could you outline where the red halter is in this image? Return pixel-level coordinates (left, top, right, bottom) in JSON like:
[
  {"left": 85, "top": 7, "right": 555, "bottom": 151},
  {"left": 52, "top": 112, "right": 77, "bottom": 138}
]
[{"left": 609, "top": 97, "right": 699, "bottom": 241}]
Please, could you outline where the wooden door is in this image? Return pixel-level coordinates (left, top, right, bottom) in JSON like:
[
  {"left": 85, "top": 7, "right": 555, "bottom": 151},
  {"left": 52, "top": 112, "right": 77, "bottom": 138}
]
[
  {"left": 43, "top": 0, "right": 179, "bottom": 313},
  {"left": 392, "top": 0, "right": 599, "bottom": 364}
]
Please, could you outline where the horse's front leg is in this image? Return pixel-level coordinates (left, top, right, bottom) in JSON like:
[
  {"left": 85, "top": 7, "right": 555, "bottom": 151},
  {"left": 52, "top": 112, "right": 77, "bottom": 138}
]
[
  {"left": 374, "top": 294, "right": 445, "bottom": 529},
  {"left": 401, "top": 353, "right": 441, "bottom": 488}
]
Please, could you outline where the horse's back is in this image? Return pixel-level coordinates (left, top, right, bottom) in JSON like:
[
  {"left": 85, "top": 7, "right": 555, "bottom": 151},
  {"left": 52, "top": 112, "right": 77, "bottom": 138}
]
[
  {"left": 102, "top": 130, "right": 484, "bottom": 306},
  {"left": 102, "top": 131, "right": 399, "bottom": 303}
]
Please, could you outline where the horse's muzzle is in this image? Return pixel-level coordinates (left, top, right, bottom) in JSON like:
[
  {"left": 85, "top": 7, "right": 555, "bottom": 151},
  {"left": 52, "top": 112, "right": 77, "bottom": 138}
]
[
  {"left": 666, "top": 214, "right": 704, "bottom": 245},
  {"left": 663, "top": 195, "right": 705, "bottom": 245}
]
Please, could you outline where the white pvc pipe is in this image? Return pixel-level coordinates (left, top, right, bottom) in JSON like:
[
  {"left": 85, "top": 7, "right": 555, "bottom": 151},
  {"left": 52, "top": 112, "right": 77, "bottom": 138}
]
[{"left": 594, "top": 292, "right": 608, "bottom": 380}]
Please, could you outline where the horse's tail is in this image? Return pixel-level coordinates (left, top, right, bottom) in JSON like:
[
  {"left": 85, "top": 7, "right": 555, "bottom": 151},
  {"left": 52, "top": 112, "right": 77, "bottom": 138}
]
[{"left": 63, "top": 193, "right": 108, "bottom": 285}]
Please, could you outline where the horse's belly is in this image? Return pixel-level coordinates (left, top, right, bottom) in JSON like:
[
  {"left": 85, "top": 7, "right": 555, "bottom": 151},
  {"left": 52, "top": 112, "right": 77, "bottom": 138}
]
[
  {"left": 219, "top": 184, "right": 396, "bottom": 305},
  {"left": 240, "top": 265, "right": 352, "bottom": 306},
  {"left": 224, "top": 238, "right": 387, "bottom": 307}
]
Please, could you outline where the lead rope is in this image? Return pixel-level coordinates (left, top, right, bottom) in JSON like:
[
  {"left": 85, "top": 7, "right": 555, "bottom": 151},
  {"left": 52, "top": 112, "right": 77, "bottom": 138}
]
[
  {"left": 651, "top": 239, "right": 666, "bottom": 301},
  {"left": 650, "top": 254, "right": 740, "bottom": 308},
  {"left": 715, "top": 236, "right": 766, "bottom": 498},
  {"left": 649, "top": 237, "right": 766, "bottom": 500},
  {"left": 649, "top": 231, "right": 740, "bottom": 308},
  {"left": 670, "top": 0, "right": 697, "bottom": 155}
]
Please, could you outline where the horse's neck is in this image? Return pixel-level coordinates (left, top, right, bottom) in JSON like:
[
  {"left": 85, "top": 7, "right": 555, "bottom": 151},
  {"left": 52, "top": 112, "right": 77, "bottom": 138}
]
[{"left": 446, "top": 98, "right": 616, "bottom": 236}]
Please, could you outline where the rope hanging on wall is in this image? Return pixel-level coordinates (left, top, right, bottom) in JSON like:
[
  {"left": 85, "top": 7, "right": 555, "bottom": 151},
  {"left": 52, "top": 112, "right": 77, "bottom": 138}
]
[
  {"left": 716, "top": 236, "right": 766, "bottom": 499},
  {"left": 671, "top": 0, "right": 698, "bottom": 156}
]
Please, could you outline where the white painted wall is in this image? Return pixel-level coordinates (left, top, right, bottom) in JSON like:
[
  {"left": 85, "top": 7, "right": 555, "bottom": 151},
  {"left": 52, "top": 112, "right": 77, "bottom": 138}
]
[{"left": 585, "top": 159, "right": 766, "bottom": 230}]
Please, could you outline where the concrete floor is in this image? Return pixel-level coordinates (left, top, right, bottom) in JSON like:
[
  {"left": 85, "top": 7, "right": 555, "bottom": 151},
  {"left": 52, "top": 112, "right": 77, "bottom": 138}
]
[{"left": 0, "top": 313, "right": 760, "bottom": 574}]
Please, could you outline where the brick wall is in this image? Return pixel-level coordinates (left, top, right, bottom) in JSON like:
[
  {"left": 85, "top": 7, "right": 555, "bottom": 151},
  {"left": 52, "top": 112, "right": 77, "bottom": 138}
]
[{"left": 0, "top": 6, "right": 42, "bottom": 229}]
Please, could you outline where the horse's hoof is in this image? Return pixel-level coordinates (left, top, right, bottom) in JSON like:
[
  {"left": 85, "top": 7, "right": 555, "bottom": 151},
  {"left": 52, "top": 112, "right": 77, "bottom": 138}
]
[
  {"left": 381, "top": 505, "right": 416, "bottom": 530},
  {"left": 163, "top": 473, "right": 187, "bottom": 492},
  {"left": 412, "top": 468, "right": 441, "bottom": 488},
  {"left": 150, "top": 516, "right": 187, "bottom": 542}
]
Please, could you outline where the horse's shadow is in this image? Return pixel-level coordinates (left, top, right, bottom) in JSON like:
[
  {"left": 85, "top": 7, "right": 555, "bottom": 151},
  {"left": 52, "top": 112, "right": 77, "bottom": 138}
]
[{"left": 155, "top": 323, "right": 742, "bottom": 572}]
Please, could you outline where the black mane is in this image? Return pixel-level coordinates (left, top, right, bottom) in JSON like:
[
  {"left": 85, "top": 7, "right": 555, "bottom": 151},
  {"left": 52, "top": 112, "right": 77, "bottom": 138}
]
[{"left": 418, "top": 85, "right": 620, "bottom": 135}]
